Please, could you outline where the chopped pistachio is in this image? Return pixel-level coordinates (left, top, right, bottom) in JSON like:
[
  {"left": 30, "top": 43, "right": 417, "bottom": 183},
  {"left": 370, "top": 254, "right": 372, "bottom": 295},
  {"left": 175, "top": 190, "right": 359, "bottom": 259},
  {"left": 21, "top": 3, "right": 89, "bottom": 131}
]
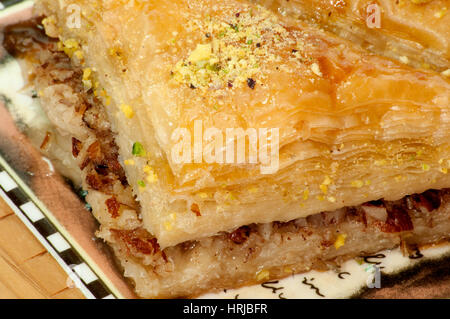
[
  {"left": 137, "top": 180, "right": 146, "bottom": 188},
  {"left": 351, "top": 180, "right": 364, "bottom": 188},
  {"left": 120, "top": 104, "right": 134, "bottom": 119},
  {"left": 143, "top": 165, "right": 153, "bottom": 173},
  {"left": 74, "top": 50, "right": 84, "bottom": 59},
  {"left": 188, "top": 44, "right": 212, "bottom": 63},
  {"left": 146, "top": 171, "right": 158, "bottom": 184},
  {"left": 82, "top": 68, "right": 92, "bottom": 80},
  {"left": 171, "top": 7, "right": 301, "bottom": 90},
  {"left": 256, "top": 269, "right": 270, "bottom": 281},
  {"left": 334, "top": 233, "right": 347, "bottom": 249},
  {"left": 132, "top": 142, "right": 146, "bottom": 157}
]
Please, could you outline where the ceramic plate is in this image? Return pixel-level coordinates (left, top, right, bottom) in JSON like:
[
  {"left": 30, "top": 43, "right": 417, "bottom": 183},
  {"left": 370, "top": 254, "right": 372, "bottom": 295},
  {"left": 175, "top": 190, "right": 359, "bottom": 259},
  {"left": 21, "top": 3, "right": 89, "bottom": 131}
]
[{"left": 1, "top": 0, "right": 449, "bottom": 299}]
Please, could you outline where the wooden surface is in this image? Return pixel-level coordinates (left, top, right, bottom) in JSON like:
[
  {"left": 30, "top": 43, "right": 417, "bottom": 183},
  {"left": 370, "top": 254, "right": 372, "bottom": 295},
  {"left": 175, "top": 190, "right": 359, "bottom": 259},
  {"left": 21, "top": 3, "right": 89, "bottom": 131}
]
[
  {"left": 0, "top": 197, "right": 85, "bottom": 299},
  {"left": 0, "top": 103, "right": 135, "bottom": 299}
]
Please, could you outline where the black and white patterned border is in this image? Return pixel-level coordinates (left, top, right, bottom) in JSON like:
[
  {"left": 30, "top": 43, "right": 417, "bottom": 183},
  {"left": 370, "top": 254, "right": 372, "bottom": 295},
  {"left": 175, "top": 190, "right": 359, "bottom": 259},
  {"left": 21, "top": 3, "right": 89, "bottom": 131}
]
[
  {"left": 0, "top": 0, "right": 28, "bottom": 10},
  {"left": 0, "top": 0, "right": 33, "bottom": 17},
  {"left": 0, "top": 0, "right": 117, "bottom": 299},
  {"left": 0, "top": 162, "right": 116, "bottom": 299}
]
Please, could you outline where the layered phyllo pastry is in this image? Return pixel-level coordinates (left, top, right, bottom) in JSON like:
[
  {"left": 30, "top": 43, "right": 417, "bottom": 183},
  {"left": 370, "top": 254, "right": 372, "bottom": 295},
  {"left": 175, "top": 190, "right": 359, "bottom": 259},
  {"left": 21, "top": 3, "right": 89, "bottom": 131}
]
[{"left": 3, "top": 0, "right": 448, "bottom": 297}]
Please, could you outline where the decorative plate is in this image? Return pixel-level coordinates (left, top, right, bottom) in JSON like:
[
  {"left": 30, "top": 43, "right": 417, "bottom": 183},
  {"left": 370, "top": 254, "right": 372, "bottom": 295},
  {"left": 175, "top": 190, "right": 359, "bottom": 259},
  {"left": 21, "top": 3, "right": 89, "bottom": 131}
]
[{"left": 1, "top": 0, "right": 449, "bottom": 299}]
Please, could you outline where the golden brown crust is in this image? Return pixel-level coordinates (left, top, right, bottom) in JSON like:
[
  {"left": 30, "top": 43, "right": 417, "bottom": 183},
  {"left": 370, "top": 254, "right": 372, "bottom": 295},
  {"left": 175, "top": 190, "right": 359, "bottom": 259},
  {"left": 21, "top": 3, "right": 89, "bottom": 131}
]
[
  {"left": 35, "top": 0, "right": 450, "bottom": 248},
  {"left": 258, "top": 0, "right": 450, "bottom": 71},
  {"left": 15, "top": 17, "right": 450, "bottom": 297}
]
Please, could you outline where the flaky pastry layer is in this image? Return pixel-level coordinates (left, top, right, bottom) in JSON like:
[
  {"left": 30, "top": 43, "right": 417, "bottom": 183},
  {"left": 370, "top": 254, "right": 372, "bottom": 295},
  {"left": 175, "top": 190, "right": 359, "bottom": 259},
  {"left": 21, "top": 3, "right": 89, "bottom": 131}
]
[
  {"left": 36, "top": 0, "right": 450, "bottom": 248},
  {"left": 257, "top": 0, "right": 450, "bottom": 71},
  {"left": 17, "top": 20, "right": 450, "bottom": 298}
]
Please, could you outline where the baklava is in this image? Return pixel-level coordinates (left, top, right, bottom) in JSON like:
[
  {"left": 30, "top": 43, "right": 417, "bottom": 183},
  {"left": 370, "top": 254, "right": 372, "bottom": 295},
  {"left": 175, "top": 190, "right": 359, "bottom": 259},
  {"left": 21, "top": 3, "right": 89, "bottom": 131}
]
[
  {"left": 9, "top": 0, "right": 448, "bottom": 297},
  {"left": 258, "top": 0, "right": 450, "bottom": 72}
]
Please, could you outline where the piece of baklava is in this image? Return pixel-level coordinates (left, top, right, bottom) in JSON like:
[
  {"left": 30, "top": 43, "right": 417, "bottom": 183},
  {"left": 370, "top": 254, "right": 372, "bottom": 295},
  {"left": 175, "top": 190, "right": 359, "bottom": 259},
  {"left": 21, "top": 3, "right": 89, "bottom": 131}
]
[
  {"left": 37, "top": 0, "right": 450, "bottom": 248},
  {"left": 24, "top": 42, "right": 450, "bottom": 297},
  {"left": 19, "top": 0, "right": 450, "bottom": 297},
  {"left": 257, "top": 0, "right": 450, "bottom": 72}
]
